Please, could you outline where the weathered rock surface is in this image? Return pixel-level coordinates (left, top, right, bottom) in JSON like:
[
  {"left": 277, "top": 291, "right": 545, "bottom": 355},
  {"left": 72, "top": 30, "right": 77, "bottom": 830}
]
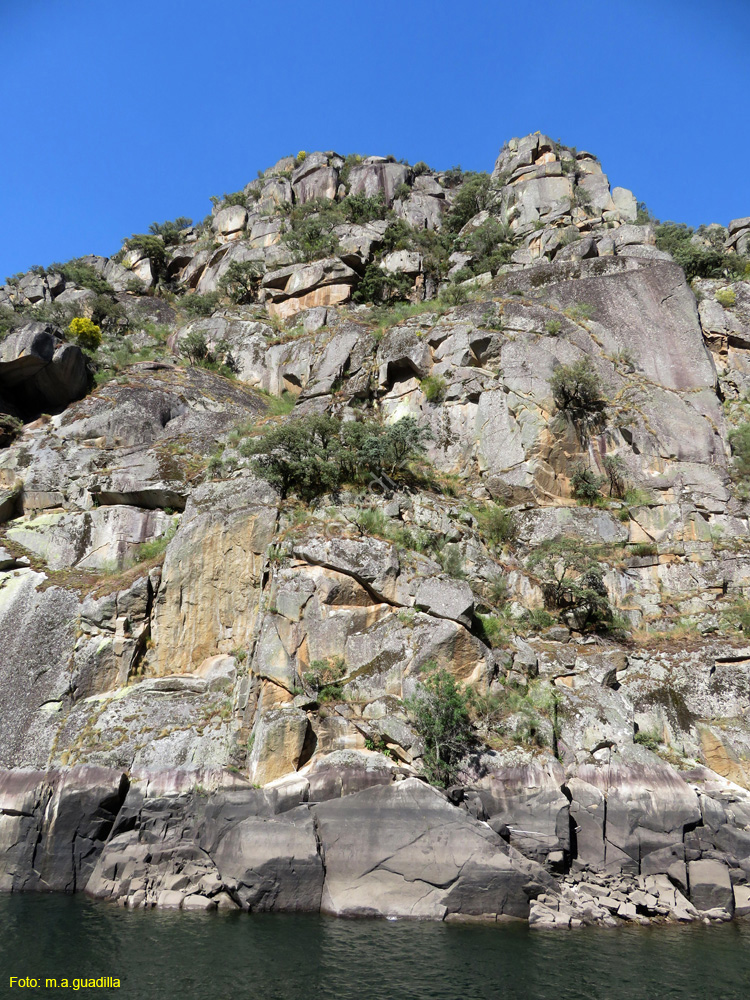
[
  {"left": 2, "top": 133, "right": 750, "bottom": 927},
  {"left": 0, "top": 323, "right": 89, "bottom": 416}
]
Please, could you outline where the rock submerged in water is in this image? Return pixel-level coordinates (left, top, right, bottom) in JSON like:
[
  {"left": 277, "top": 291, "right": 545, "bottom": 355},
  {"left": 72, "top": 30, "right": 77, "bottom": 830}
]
[{"left": 1, "top": 134, "right": 750, "bottom": 926}]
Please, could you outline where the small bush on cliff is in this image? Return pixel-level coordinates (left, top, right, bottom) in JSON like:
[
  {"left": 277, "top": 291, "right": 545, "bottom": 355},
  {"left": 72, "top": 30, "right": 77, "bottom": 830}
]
[
  {"left": 339, "top": 192, "right": 387, "bottom": 224},
  {"left": 445, "top": 173, "right": 493, "bottom": 233},
  {"left": 460, "top": 217, "right": 515, "bottom": 275},
  {"left": 245, "top": 414, "right": 432, "bottom": 499},
  {"left": 729, "top": 423, "right": 750, "bottom": 494},
  {"left": 420, "top": 374, "right": 447, "bottom": 403},
  {"left": 68, "top": 316, "right": 102, "bottom": 352},
  {"left": 219, "top": 260, "right": 264, "bottom": 303},
  {"left": 181, "top": 292, "right": 222, "bottom": 318},
  {"left": 179, "top": 331, "right": 237, "bottom": 376},
  {"left": 550, "top": 357, "right": 606, "bottom": 439},
  {"left": 527, "top": 536, "right": 614, "bottom": 633},
  {"left": 570, "top": 465, "right": 606, "bottom": 503},
  {"left": 304, "top": 656, "right": 346, "bottom": 702},
  {"left": 0, "top": 413, "right": 23, "bottom": 447},
  {"left": 50, "top": 258, "right": 113, "bottom": 295},
  {"left": 405, "top": 664, "right": 473, "bottom": 787},
  {"left": 282, "top": 198, "right": 343, "bottom": 262},
  {"left": 120, "top": 233, "right": 169, "bottom": 284},
  {"left": 654, "top": 222, "right": 745, "bottom": 281},
  {"left": 148, "top": 217, "right": 193, "bottom": 244},
  {"left": 474, "top": 502, "right": 518, "bottom": 550},
  {"left": 715, "top": 287, "right": 737, "bottom": 308},
  {"left": 353, "top": 263, "right": 412, "bottom": 305}
]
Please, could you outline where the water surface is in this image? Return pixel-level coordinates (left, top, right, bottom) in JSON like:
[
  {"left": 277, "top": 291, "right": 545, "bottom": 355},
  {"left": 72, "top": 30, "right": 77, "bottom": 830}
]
[{"left": 0, "top": 895, "right": 747, "bottom": 1000}]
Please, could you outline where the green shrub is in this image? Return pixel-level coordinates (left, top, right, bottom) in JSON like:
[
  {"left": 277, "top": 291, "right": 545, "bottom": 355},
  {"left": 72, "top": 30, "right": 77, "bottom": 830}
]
[
  {"left": 570, "top": 465, "right": 606, "bottom": 503},
  {"left": 179, "top": 331, "right": 237, "bottom": 376},
  {"left": 550, "top": 357, "right": 606, "bottom": 439},
  {"left": 421, "top": 374, "right": 447, "bottom": 403},
  {"left": 210, "top": 191, "right": 246, "bottom": 209},
  {"left": 440, "top": 283, "right": 469, "bottom": 306},
  {"left": 405, "top": 663, "right": 473, "bottom": 786},
  {"left": 725, "top": 598, "right": 750, "bottom": 636},
  {"left": 90, "top": 294, "right": 126, "bottom": 333},
  {"left": 438, "top": 544, "right": 466, "bottom": 579},
  {"left": 486, "top": 575, "right": 509, "bottom": 607},
  {"left": 550, "top": 357, "right": 603, "bottom": 412},
  {"left": 68, "top": 316, "right": 102, "bottom": 352},
  {"left": 120, "top": 233, "right": 168, "bottom": 283},
  {"left": 304, "top": 656, "right": 346, "bottom": 701},
  {"left": 133, "top": 522, "right": 178, "bottom": 563},
  {"left": 545, "top": 319, "right": 562, "bottom": 336},
  {"left": 527, "top": 536, "right": 614, "bottom": 633},
  {"left": 246, "top": 414, "right": 433, "bottom": 500},
  {"left": 263, "top": 390, "right": 296, "bottom": 416},
  {"left": 655, "top": 222, "right": 745, "bottom": 281},
  {"left": 563, "top": 302, "right": 595, "bottom": 322},
  {"left": 338, "top": 152, "right": 363, "bottom": 187},
  {"left": 522, "top": 608, "right": 556, "bottom": 631},
  {"left": 715, "top": 287, "right": 737, "bottom": 308},
  {"left": 339, "top": 192, "right": 387, "bottom": 224},
  {"left": 460, "top": 217, "right": 515, "bottom": 275},
  {"left": 631, "top": 542, "right": 658, "bottom": 557},
  {"left": 181, "top": 292, "right": 222, "bottom": 317},
  {"left": 50, "top": 259, "right": 113, "bottom": 295},
  {"left": 0, "top": 413, "right": 23, "bottom": 447},
  {"left": 729, "top": 423, "right": 750, "bottom": 490},
  {"left": 0, "top": 306, "right": 20, "bottom": 339},
  {"left": 474, "top": 502, "right": 517, "bottom": 550},
  {"left": 282, "top": 198, "right": 343, "bottom": 262},
  {"left": 148, "top": 217, "right": 192, "bottom": 244},
  {"left": 355, "top": 507, "right": 389, "bottom": 536},
  {"left": 477, "top": 613, "right": 506, "bottom": 648},
  {"left": 634, "top": 729, "right": 661, "bottom": 752},
  {"left": 219, "top": 260, "right": 264, "bottom": 304},
  {"left": 445, "top": 173, "right": 492, "bottom": 233},
  {"left": 353, "top": 263, "right": 412, "bottom": 305},
  {"left": 623, "top": 486, "right": 652, "bottom": 507}
]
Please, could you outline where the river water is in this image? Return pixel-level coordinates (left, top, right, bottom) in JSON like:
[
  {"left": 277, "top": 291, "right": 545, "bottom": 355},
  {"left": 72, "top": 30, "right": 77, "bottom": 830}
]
[{"left": 1, "top": 895, "right": 748, "bottom": 1000}]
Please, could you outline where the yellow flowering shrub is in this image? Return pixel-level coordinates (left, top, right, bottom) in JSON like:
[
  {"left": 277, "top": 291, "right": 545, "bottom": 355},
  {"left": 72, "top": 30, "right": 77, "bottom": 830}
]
[{"left": 68, "top": 316, "right": 102, "bottom": 352}]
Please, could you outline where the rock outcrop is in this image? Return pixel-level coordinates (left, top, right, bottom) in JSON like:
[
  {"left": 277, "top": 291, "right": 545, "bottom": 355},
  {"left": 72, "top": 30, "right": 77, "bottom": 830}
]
[{"left": 1, "top": 133, "right": 750, "bottom": 926}]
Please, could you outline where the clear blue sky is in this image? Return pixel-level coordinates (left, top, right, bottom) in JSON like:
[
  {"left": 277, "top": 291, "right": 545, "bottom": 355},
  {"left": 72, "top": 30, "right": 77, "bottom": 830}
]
[{"left": 2, "top": 0, "right": 749, "bottom": 282}]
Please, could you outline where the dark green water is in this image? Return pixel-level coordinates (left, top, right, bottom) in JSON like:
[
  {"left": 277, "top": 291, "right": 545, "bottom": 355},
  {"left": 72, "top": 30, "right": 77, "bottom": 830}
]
[{"left": 1, "top": 895, "right": 749, "bottom": 1000}]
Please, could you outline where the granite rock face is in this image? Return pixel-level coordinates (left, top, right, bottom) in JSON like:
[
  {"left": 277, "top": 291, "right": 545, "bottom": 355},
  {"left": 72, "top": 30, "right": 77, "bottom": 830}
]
[
  {"left": 79, "top": 770, "right": 553, "bottom": 919},
  {"left": 1, "top": 134, "right": 750, "bottom": 925}
]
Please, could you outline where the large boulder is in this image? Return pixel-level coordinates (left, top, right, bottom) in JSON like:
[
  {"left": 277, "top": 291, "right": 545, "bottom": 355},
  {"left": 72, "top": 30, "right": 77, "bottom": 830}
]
[
  {"left": 688, "top": 859, "right": 734, "bottom": 913},
  {"left": 292, "top": 153, "right": 339, "bottom": 204},
  {"left": 315, "top": 778, "right": 553, "bottom": 918},
  {"left": 0, "top": 767, "right": 128, "bottom": 892},
  {"left": 347, "top": 159, "right": 409, "bottom": 207},
  {"left": 0, "top": 322, "right": 89, "bottom": 416},
  {"left": 474, "top": 763, "right": 571, "bottom": 862}
]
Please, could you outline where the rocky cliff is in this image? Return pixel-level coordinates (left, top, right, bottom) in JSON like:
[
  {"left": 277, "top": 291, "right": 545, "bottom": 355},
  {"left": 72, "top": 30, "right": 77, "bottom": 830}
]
[{"left": 1, "top": 134, "right": 750, "bottom": 928}]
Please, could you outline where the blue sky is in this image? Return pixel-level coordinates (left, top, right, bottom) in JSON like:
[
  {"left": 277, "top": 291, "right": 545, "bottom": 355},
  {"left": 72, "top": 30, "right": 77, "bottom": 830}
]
[{"left": 1, "top": 0, "right": 748, "bottom": 281}]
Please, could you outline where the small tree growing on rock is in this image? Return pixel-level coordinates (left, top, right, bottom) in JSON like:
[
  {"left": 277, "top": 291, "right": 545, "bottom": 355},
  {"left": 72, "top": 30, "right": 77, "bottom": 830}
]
[
  {"left": 219, "top": 260, "right": 264, "bottom": 304},
  {"left": 570, "top": 464, "right": 606, "bottom": 503},
  {"left": 550, "top": 357, "right": 606, "bottom": 440},
  {"left": 527, "top": 536, "right": 614, "bottom": 633},
  {"left": 405, "top": 664, "right": 473, "bottom": 787}
]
